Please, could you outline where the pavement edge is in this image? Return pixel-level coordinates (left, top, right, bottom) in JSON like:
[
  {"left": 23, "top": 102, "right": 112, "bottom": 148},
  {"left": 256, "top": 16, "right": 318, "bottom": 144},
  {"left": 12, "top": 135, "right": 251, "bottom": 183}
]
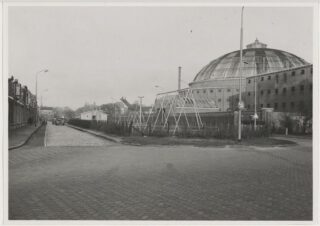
[
  {"left": 9, "top": 123, "right": 45, "bottom": 150},
  {"left": 66, "top": 124, "right": 119, "bottom": 143}
]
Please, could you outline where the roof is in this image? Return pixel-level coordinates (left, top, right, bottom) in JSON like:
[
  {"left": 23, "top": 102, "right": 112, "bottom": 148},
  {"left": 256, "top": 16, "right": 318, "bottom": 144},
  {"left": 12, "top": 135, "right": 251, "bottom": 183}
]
[{"left": 192, "top": 47, "right": 310, "bottom": 83}]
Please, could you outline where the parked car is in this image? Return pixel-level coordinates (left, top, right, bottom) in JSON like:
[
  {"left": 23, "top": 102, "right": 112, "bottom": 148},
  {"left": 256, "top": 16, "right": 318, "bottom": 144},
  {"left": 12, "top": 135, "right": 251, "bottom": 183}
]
[{"left": 54, "top": 117, "right": 65, "bottom": 126}]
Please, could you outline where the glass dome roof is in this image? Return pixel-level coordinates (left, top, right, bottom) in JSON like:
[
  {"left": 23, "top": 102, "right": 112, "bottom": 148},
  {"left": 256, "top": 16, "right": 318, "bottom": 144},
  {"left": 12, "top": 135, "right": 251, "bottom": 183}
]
[{"left": 193, "top": 46, "right": 309, "bottom": 82}]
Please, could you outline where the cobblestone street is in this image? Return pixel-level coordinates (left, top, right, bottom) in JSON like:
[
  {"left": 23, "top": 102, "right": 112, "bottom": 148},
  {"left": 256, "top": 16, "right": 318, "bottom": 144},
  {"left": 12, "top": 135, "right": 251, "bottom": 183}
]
[{"left": 9, "top": 125, "right": 313, "bottom": 220}]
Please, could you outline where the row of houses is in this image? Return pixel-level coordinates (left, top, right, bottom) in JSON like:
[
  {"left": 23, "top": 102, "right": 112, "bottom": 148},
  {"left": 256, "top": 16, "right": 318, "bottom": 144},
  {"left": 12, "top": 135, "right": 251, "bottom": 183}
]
[{"left": 8, "top": 76, "right": 37, "bottom": 129}]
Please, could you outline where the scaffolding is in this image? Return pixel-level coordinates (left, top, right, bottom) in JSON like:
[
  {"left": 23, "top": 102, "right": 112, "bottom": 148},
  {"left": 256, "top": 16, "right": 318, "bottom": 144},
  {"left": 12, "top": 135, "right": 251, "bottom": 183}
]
[{"left": 145, "top": 87, "right": 220, "bottom": 135}]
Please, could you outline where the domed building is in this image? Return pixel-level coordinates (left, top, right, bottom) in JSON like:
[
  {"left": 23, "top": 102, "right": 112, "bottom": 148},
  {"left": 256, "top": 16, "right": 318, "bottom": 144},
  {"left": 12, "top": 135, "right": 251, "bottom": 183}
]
[{"left": 189, "top": 39, "right": 312, "bottom": 113}]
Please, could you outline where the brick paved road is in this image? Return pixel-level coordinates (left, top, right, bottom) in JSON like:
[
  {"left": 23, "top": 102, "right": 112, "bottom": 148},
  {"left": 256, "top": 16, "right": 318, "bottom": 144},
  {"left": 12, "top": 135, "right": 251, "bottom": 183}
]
[
  {"left": 45, "top": 123, "right": 112, "bottom": 146},
  {"left": 9, "top": 126, "right": 312, "bottom": 220}
]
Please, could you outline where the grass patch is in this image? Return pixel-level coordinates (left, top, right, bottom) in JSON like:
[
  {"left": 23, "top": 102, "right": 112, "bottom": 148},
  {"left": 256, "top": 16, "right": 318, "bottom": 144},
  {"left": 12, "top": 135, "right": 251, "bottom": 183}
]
[{"left": 121, "top": 136, "right": 296, "bottom": 147}]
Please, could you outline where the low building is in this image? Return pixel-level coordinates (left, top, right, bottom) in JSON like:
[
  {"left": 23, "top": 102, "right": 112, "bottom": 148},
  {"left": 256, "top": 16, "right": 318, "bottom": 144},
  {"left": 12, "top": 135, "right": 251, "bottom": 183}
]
[{"left": 80, "top": 110, "right": 108, "bottom": 121}]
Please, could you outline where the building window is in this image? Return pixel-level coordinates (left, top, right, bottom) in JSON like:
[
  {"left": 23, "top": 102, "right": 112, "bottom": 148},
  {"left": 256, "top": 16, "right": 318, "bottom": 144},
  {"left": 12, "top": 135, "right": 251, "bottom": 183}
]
[
  {"left": 227, "top": 89, "right": 231, "bottom": 92},
  {"left": 236, "top": 89, "right": 239, "bottom": 92},
  {"left": 261, "top": 77, "right": 264, "bottom": 81},
  {"left": 197, "top": 90, "right": 199, "bottom": 94},
  {"left": 275, "top": 74, "right": 279, "bottom": 83},
  {"left": 268, "top": 76, "right": 271, "bottom": 80},
  {"left": 300, "top": 85, "right": 304, "bottom": 92},
  {"left": 260, "top": 104, "right": 263, "bottom": 108},
  {"left": 248, "top": 79, "right": 251, "bottom": 84},
  {"left": 274, "top": 103, "right": 278, "bottom": 110},
  {"left": 291, "top": 86, "right": 295, "bottom": 92},
  {"left": 292, "top": 71, "right": 295, "bottom": 76},
  {"left": 283, "top": 87, "right": 287, "bottom": 94},
  {"left": 248, "top": 92, "right": 251, "bottom": 96},
  {"left": 301, "top": 69, "right": 305, "bottom": 75},
  {"left": 267, "top": 103, "right": 270, "bottom": 108},
  {"left": 247, "top": 104, "right": 250, "bottom": 110},
  {"left": 267, "top": 89, "right": 271, "bottom": 94},
  {"left": 275, "top": 88, "right": 278, "bottom": 94},
  {"left": 260, "top": 90, "right": 264, "bottom": 95},
  {"left": 283, "top": 73, "right": 287, "bottom": 82},
  {"left": 218, "top": 89, "right": 221, "bottom": 92},
  {"left": 203, "top": 90, "right": 206, "bottom": 93},
  {"left": 210, "top": 89, "right": 213, "bottom": 93},
  {"left": 218, "top": 98, "right": 221, "bottom": 102},
  {"left": 290, "top": 102, "right": 295, "bottom": 109},
  {"left": 282, "top": 102, "right": 286, "bottom": 109}
]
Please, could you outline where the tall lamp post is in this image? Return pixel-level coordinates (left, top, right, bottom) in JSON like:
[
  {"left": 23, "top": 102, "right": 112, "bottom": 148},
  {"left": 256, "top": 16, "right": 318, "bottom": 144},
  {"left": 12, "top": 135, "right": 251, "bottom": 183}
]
[
  {"left": 138, "top": 96, "right": 144, "bottom": 131},
  {"left": 238, "top": 7, "right": 244, "bottom": 142},
  {"left": 35, "top": 69, "right": 49, "bottom": 125}
]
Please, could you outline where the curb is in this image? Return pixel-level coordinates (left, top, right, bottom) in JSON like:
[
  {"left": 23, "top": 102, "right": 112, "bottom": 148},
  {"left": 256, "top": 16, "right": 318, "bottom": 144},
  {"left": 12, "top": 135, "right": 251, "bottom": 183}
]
[
  {"left": 66, "top": 124, "right": 119, "bottom": 143},
  {"left": 9, "top": 123, "right": 45, "bottom": 150}
]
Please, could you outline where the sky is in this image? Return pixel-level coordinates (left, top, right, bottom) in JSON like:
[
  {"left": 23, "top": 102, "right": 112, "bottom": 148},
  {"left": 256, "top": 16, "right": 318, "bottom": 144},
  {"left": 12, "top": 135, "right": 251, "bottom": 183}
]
[{"left": 8, "top": 6, "right": 313, "bottom": 110}]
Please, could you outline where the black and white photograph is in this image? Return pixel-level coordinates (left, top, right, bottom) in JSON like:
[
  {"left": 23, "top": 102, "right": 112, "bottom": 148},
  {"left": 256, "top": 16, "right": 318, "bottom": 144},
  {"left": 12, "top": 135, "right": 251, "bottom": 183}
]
[{"left": 2, "top": 0, "right": 319, "bottom": 224}]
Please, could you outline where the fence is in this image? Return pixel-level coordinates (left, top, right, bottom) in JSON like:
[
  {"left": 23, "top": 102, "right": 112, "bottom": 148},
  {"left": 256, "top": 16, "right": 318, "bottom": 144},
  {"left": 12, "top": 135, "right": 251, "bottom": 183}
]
[{"left": 68, "top": 118, "right": 133, "bottom": 136}]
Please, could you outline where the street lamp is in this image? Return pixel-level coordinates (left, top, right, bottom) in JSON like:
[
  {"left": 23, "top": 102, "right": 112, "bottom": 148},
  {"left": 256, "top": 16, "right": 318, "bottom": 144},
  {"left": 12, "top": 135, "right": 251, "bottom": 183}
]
[
  {"left": 35, "top": 69, "right": 49, "bottom": 125},
  {"left": 238, "top": 7, "right": 244, "bottom": 142}
]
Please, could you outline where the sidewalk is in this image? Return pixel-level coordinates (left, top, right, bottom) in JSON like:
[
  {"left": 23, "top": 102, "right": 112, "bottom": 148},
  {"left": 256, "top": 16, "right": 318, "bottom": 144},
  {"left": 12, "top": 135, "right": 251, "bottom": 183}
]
[
  {"left": 9, "top": 123, "right": 43, "bottom": 150},
  {"left": 66, "top": 124, "right": 121, "bottom": 143}
]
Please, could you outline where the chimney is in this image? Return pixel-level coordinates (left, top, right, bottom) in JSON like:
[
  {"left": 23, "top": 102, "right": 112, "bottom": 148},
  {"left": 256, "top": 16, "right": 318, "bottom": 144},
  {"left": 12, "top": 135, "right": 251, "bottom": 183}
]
[{"left": 178, "top": 66, "right": 181, "bottom": 90}]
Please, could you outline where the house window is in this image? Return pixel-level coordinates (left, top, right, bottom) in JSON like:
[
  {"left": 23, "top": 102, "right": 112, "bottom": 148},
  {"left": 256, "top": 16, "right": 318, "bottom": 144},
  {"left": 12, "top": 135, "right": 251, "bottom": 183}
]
[
  {"left": 275, "top": 74, "right": 279, "bottom": 83},
  {"left": 275, "top": 89, "right": 278, "bottom": 94},
  {"left": 248, "top": 92, "right": 251, "bottom": 96},
  {"left": 283, "top": 73, "right": 287, "bottom": 82},
  {"left": 291, "top": 86, "right": 295, "bottom": 92},
  {"left": 290, "top": 102, "right": 295, "bottom": 109},
  {"left": 248, "top": 79, "right": 251, "bottom": 84},
  {"left": 267, "top": 89, "right": 271, "bottom": 94},
  {"left": 268, "top": 76, "right": 271, "bottom": 80},
  {"left": 292, "top": 71, "right": 295, "bottom": 76},
  {"left": 282, "top": 102, "right": 286, "bottom": 109},
  {"left": 301, "top": 69, "right": 305, "bottom": 75},
  {"left": 261, "top": 77, "right": 264, "bottom": 81},
  {"left": 300, "top": 85, "right": 304, "bottom": 92},
  {"left": 283, "top": 87, "right": 287, "bottom": 94},
  {"left": 274, "top": 103, "right": 278, "bottom": 110}
]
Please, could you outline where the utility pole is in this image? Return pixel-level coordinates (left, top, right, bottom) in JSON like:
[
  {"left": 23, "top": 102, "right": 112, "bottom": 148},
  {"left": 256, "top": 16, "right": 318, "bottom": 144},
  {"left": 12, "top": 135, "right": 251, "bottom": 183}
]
[
  {"left": 238, "top": 7, "right": 244, "bottom": 142},
  {"left": 138, "top": 96, "right": 144, "bottom": 131},
  {"left": 178, "top": 66, "right": 181, "bottom": 90},
  {"left": 254, "top": 76, "right": 257, "bottom": 130}
]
